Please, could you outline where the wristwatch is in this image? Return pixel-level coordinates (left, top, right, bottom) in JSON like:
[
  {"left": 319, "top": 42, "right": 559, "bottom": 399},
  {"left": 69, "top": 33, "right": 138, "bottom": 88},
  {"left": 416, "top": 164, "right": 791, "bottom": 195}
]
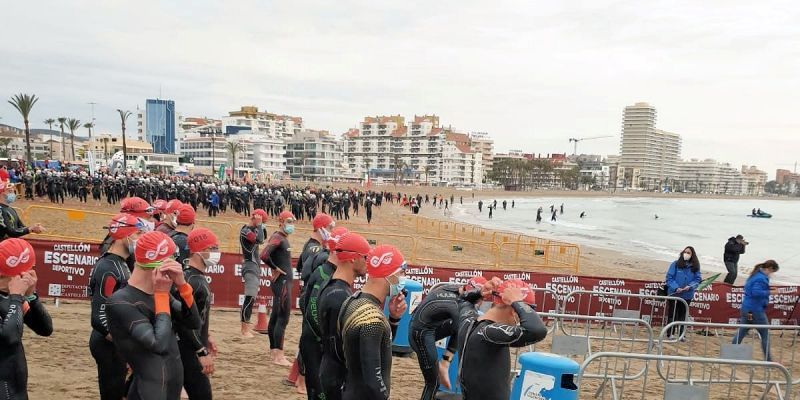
[
  {"left": 196, "top": 348, "right": 209, "bottom": 357},
  {"left": 442, "top": 354, "right": 452, "bottom": 362}
]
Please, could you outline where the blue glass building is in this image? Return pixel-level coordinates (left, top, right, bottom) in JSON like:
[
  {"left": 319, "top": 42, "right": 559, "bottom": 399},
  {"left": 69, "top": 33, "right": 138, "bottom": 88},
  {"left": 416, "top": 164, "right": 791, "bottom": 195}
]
[{"left": 145, "top": 99, "right": 175, "bottom": 154}]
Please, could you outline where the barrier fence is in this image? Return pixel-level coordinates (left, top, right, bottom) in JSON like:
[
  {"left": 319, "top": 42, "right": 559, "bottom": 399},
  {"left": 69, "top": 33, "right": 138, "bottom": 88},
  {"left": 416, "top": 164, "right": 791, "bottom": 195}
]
[
  {"left": 563, "top": 290, "right": 691, "bottom": 335},
  {"left": 578, "top": 352, "right": 793, "bottom": 400},
  {"left": 657, "top": 321, "right": 800, "bottom": 398},
  {"left": 400, "top": 215, "right": 581, "bottom": 272}
]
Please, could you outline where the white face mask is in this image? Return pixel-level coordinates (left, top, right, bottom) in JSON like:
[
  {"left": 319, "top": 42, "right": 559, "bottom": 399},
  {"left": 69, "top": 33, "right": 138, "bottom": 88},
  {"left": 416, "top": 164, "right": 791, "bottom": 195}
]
[
  {"left": 319, "top": 228, "right": 330, "bottom": 242},
  {"left": 683, "top": 253, "right": 692, "bottom": 261},
  {"left": 204, "top": 251, "right": 221, "bottom": 267}
]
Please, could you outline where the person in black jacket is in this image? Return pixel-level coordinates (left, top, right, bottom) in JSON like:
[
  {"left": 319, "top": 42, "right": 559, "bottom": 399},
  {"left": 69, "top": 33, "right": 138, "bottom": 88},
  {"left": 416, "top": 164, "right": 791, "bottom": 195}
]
[
  {"left": 0, "top": 180, "right": 45, "bottom": 241},
  {"left": 0, "top": 238, "right": 53, "bottom": 400},
  {"left": 177, "top": 228, "right": 220, "bottom": 400},
  {"left": 724, "top": 234, "right": 748, "bottom": 284},
  {"left": 89, "top": 214, "right": 148, "bottom": 400}
]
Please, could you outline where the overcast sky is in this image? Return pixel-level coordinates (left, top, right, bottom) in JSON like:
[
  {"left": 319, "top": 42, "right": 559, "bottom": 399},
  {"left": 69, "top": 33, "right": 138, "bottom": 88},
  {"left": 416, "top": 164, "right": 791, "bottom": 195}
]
[{"left": 2, "top": 1, "right": 799, "bottom": 178}]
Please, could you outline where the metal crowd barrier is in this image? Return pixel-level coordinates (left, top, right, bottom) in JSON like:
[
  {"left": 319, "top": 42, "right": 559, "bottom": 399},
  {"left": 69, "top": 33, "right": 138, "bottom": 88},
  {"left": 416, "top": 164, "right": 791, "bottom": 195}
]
[
  {"left": 512, "top": 312, "right": 655, "bottom": 389},
  {"left": 578, "top": 352, "right": 793, "bottom": 400},
  {"left": 564, "top": 290, "right": 690, "bottom": 342},
  {"left": 657, "top": 321, "right": 800, "bottom": 398}
]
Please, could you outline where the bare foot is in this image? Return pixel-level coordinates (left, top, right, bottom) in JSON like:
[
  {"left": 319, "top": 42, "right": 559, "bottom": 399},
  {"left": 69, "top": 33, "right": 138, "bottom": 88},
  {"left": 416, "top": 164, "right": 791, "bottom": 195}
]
[
  {"left": 272, "top": 357, "right": 292, "bottom": 367},
  {"left": 241, "top": 322, "right": 255, "bottom": 338}
]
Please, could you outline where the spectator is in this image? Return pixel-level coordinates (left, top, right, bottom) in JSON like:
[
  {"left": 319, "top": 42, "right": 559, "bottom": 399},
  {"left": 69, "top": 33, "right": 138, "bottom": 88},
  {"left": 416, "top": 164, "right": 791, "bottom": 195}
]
[
  {"left": 732, "top": 260, "right": 779, "bottom": 361},
  {"left": 665, "top": 246, "right": 702, "bottom": 338},
  {"left": 723, "top": 235, "right": 748, "bottom": 284}
]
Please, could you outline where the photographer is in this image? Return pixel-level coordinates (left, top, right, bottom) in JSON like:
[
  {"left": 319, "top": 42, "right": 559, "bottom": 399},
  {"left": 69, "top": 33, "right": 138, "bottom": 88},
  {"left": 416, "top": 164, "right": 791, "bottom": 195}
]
[{"left": 723, "top": 234, "right": 748, "bottom": 284}]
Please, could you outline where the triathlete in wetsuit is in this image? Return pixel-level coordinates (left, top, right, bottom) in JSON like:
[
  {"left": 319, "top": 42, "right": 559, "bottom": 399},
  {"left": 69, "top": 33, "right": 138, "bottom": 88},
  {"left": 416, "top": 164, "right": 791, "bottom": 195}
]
[
  {"left": 155, "top": 200, "right": 182, "bottom": 236},
  {"left": 287, "top": 213, "right": 332, "bottom": 395},
  {"left": 175, "top": 228, "right": 219, "bottom": 400},
  {"left": 409, "top": 277, "right": 494, "bottom": 400},
  {"left": 457, "top": 280, "right": 547, "bottom": 400},
  {"left": 88, "top": 214, "right": 147, "bottom": 400},
  {"left": 300, "top": 226, "right": 348, "bottom": 400},
  {"left": 169, "top": 204, "right": 196, "bottom": 267},
  {"left": 0, "top": 239, "right": 53, "bottom": 400},
  {"left": 317, "top": 232, "right": 371, "bottom": 400},
  {"left": 337, "top": 245, "right": 407, "bottom": 400},
  {"left": 107, "top": 231, "right": 201, "bottom": 400},
  {"left": 100, "top": 197, "right": 155, "bottom": 271},
  {"left": 261, "top": 211, "right": 295, "bottom": 366},
  {"left": 239, "top": 209, "right": 267, "bottom": 337}
]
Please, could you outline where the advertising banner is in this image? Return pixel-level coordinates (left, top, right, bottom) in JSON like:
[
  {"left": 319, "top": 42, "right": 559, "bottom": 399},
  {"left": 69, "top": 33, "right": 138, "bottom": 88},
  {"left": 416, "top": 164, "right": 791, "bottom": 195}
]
[{"left": 29, "top": 239, "right": 800, "bottom": 325}]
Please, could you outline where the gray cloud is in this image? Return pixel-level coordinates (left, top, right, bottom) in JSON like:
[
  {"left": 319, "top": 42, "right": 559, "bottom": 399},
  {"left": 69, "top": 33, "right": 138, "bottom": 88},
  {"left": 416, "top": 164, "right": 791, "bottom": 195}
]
[{"left": 2, "top": 0, "right": 799, "bottom": 178}]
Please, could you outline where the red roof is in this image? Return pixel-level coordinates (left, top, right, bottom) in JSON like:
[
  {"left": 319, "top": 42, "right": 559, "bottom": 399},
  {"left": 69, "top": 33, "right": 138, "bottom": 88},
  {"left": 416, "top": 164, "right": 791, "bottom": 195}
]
[{"left": 391, "top": 126, "right": 408, "bottom": 137}]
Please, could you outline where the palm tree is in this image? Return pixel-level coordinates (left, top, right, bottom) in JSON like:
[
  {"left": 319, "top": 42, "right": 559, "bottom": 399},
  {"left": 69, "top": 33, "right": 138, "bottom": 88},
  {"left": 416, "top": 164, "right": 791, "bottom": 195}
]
[
  {"left": 116, "top": 109, "right": 131, "bottom": 170},
  {"left": 0, "top": 138, "right": 12, "bottom": 157},
  {"left": 102, "top": 137, "right": 110, "bottom": 162},
  {"left": 226, "top": 141, "right": 242, "bottom": 180},
  {"left": 44, "top": 118, "right": 55, "bottom": 157},
  {"left": 66, "top": 118, "right": 81, "bottom": 161},
  {"left": 423, "top": 165, "right": 432, "bottom": 185},
  {"left": 57, "top": 117, "right": 67, "bottom": 161},
  {"left": 83, "top": 122, "right": 94, "bottom": 140},
  {"left": 7, "top": 93, "right": 39, "bottom": 166}
]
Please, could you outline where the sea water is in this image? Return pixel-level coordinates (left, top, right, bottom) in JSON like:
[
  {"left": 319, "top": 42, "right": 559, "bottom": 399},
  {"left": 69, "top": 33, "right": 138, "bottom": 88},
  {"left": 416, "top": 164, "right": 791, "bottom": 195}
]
[{"left": 450, "top": 197, "right": 800, "bottom": 282}]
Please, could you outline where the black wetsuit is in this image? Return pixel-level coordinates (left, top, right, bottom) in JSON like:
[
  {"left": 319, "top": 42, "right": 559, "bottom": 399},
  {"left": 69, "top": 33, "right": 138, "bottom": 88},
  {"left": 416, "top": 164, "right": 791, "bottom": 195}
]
[
  {"left": 317, "top": 278, "right": 353, "bottom": 400},
  {"left": 297, "top": 238, "right": 323, "bottom": 312},
  {"left": 409, "top": 284, "right": 464, "bottom": 400},
  {"left": 261, "top": 231, "right": 292, "bottom": 350},
  {"left": 0, "top": 292, "right": 53, "bottom": 400},
  {"left": 239, "top": 224, "right": 265, "bottom": 323},
  {"left": 0, "top": 204, "right": 30, "bottom": 242},
  {"left": 176, "top": 267, "right": 212, "bottom": 400},
  {"left": 107, "top": 285, "right": 201, "bottom": 400},
  {"left": 457, "top": 302, "right": 547, "bottom": 400},
  {"left": 169, "top": 231, "right": 190, "bottom": 267},
  {"left": 300, "top": 254, "right": 334, "bottom": 400},
  {"left": 338, "top": 292, "right": 397, "bottom": 400},
  {"left": 88, "top": 253, "right": 131, "bottom": 400}
]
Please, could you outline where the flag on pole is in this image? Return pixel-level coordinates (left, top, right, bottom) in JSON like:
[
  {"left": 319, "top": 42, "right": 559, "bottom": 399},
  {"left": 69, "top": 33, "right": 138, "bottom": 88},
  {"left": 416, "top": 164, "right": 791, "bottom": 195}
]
[{"left": 697, "top": 273, "right": 722, "bottom": 292}]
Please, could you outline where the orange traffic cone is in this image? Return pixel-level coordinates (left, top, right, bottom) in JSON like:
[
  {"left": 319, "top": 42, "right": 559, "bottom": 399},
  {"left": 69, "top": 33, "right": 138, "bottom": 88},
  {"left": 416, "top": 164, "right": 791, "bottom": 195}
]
[
  {"left": 254, "top": 303, "right": 269, "bottom": 333},
  {"left": 283, "top": 359, "right": 300, "bottom": 386}
]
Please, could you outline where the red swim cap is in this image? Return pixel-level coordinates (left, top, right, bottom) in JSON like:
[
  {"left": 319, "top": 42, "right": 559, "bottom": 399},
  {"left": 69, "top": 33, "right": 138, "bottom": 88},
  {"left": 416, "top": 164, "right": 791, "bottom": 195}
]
[
  {"left": 279, "top": 211, "right": 295, "bottom": 222},
  {"left": 252, "top": 209, "right": 268, "bottom": 222},
  {"left": 152, "top": 199, "right": 168, "bottom": 215},
  {"left": 107, "top": 213, "right": 144, "bottom": 240},
  {"left": 367, "top": 245, "right": 406, "bottom": 279},
  {"left": 175, "top": 204, "right": 196, "bottom": 225},
  {"left": 134, "top": 231, "right": 177, "bottom": 264},
  {"left": 326, "top": 227, "right": 349, "bottom": 250},
  {"left": 120, "top": 197, "right": 153, "bottom": 219},
  {"left": 312, "top": 213, "right": 334, "bottom": 231},
  {"left": 165, "top": 199, "right": 183, "bottom": 215},
  {"left": 464, "top": 276, "right": 488, "bottom": 292},
  {"left": 334, "top": 232, "right": 370, "bottom": 262},
  {"left": 188, "top": 228, "right": 219, "bottom": 253},
  {"left": 0, "top": 238, "right": 35, "bottom": 276},
  {"left": 493, "top": 280, "right": 535, "bottom": 306}
]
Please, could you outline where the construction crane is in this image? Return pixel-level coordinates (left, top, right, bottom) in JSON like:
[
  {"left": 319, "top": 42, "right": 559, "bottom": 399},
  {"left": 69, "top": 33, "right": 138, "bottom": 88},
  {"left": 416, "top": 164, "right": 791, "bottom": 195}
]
[{"left": 568, "top": 135, "right": 613, "bottom": 155}]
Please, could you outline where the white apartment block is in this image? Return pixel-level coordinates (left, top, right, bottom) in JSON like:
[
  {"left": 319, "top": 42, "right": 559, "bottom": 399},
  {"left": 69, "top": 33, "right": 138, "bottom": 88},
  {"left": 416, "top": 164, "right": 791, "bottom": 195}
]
[
  {"left": 178, "top": 132, "right": 229, "bottom": 175},
  {"left": 469, "top": 132, "right": 494, "bottom": 176},
  {"left": 179, "top": 132, "right": 286, "bottom": 178},
  {"left": 741, "top": 165, "right": 767, "bottom": 196},
  {"left": 343, "top": 115, "right": 483, "bottom": 185},
  {"left": 221, "top": 106, "right": 303, "bottom": 140},
  {"left": 285, "top": 129, "right": 345, "bottom": 181},
  {"left": 678, "top": 159, "right": 744, "bottom": 194},
  {"left": 617, "top": 102, "right": 682, "bottom": 189}
]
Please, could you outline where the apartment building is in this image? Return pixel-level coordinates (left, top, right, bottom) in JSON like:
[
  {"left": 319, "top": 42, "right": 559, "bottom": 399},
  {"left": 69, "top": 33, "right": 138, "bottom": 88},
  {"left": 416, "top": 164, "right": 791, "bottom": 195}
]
[
  {"left": 222, "top": 106, "right": 303, "bottom": 139},
  {"left": 617, "top": 102, "right": 682, "bottom": 189},
  {"left": 285, "top": 129, "right": 345, "bottom": 181},
  {"left": 342, "top": 115, "right": 483, "bottom": 185}
]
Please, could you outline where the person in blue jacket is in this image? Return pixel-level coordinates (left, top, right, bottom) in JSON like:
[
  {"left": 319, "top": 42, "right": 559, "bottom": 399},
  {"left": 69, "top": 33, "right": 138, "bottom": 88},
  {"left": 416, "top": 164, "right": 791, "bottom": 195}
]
[
  {"left": 665, "top": 246, "right": 702, "bottom": 338},
  {"left": 732, "top": 260, "right": 779, "bottom": 361}
]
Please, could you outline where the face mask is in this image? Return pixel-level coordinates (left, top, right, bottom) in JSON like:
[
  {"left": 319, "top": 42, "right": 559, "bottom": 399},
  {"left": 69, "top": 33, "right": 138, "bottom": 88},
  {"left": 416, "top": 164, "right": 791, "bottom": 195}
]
[
  {"left": 5, "top": 193, "right": 16, "bottom": 204},
  {"left": 387, "top": 276, "right": 407, "bottom": 298},
  {"left": 683, "top": 253, "right": 691, "bottom": 261},
  {"left": 171, "top": 216, "right": 178, "bottom": 226},
  {"left": 204, "top": 251, "right": 221, "bottom": 267},
  {"left": 284, "top": 224, "right": 295, "bottom": 235},
  {"left": 127, "top": 238, "right": 137, "bottom": 255},
  {"left": 319, "top": 228, "right": 330, "bottom": 242}
]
